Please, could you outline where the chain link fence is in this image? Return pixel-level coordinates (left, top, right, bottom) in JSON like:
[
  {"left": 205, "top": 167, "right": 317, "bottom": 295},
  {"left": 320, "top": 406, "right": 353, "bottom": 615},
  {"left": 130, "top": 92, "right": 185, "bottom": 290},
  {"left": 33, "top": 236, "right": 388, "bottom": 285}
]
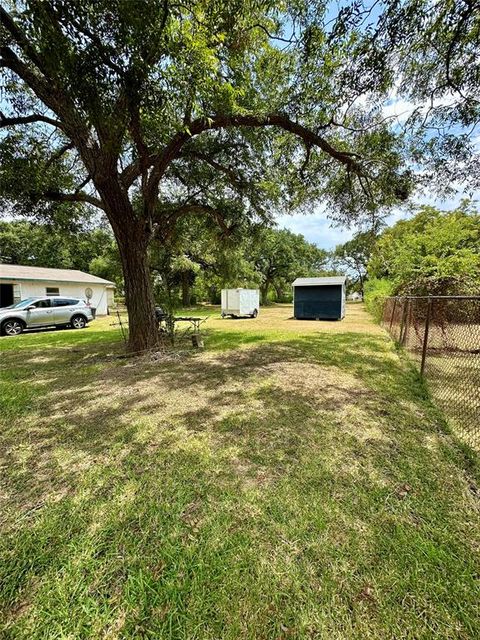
[{"left": 382, "top": 296, "right": 480, "bottom": 450}]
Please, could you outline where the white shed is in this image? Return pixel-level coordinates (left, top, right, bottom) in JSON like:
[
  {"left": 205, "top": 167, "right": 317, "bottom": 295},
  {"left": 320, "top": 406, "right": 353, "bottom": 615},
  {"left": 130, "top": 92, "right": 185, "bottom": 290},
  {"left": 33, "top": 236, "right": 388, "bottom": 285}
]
[
  {"left": 348, "top": 291, "right": 363, "bottom": 302},
  {"left": 0, "top": 264, "right": 115, "bottom": 315}
]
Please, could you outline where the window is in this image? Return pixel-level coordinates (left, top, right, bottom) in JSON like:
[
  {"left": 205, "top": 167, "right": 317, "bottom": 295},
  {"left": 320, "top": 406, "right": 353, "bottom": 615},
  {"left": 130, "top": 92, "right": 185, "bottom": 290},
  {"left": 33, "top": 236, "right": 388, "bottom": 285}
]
[
  {"left": 13, "top": 284, "right": 21, "bottom": 304},
  {"left": 46, "top": 287, "right": 60, "bottom": 296},
  {"left": 53, "top": 298, "right": 78, "bottom": 307},
  {"left": 5, "top": 297, "right": 36, "bottom": 310},
  {"left": 32, "top": 299, "right": 51, "bottom": 308}
]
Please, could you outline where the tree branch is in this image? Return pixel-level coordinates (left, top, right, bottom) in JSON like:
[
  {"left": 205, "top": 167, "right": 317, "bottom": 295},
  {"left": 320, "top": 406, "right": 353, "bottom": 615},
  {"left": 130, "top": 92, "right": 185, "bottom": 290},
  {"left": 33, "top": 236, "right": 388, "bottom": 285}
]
[
  {"left": 143, "top": 113, "right": 364, "bottom": 206},
  {"left": 120, "top": 159, "right": 142, "bottom": 188},
  {"left": 0, "top": 111, "right": 63, "bottom": 130},
  {"left": 161, "top": 203, "right": 231, "bottom": 234},
  {"left": 44, "top": 142, "right": 75, "bottom": 168},
  {"left": 0, "top": 45, "right": 88, "bottom": 143},
  {"left": 251, "top": 23, "right": 297, "bottom": 45},
  {"left": 0, "top": 5, "right": 52, "bottom": 77},
  {"left": 74, "top": 175, "right": 92, "bottom": 193},
  {"left": 184, "top": 150, "right": 250, "bottom": 192},
  {"left": 44, "top": 189, "right": 104, "bottom": 210}
]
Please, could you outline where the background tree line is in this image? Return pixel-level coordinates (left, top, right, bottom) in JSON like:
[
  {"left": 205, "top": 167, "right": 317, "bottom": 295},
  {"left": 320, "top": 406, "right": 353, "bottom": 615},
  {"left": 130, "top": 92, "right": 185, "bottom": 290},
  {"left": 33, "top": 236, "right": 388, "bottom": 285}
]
[
  {"left": 4, "top": 198, "right": 476, "bottom": 316},
  {"left": 0, "top": 213, "right": 331, "bottom": 308},
  {"left": 358, "top": 201, "right": 480, "bottom": 320}
]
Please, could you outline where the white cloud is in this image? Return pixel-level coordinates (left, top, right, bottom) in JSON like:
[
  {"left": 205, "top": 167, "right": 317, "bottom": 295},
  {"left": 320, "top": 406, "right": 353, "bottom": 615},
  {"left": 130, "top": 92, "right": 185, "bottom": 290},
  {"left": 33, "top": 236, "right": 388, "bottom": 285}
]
[
  {"left": 382, "top": 97, "right": 417, "bottom": 123},
  {"left": 381, "top": 90, "right": 460, "bottom": 125}
]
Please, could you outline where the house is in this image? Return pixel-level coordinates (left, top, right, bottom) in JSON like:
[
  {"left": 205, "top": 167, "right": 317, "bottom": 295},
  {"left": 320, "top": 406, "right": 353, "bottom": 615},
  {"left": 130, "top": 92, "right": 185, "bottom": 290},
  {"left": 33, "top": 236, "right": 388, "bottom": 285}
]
[
  {"left": 0, "top": 264, "right": 115, "bottom": 315},
  {"left": 292, "top": 276, "right": 346, "bottom": 320},
  {"left": 348, "top": 291, "right": 363, "bottom": 302}
]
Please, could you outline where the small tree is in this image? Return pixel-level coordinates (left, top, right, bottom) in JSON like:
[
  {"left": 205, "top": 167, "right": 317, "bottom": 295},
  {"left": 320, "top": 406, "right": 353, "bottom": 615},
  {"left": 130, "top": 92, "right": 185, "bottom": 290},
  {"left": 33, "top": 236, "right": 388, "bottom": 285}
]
[{"left": 333, "top": 231, "right": 376, "bottom": 296}]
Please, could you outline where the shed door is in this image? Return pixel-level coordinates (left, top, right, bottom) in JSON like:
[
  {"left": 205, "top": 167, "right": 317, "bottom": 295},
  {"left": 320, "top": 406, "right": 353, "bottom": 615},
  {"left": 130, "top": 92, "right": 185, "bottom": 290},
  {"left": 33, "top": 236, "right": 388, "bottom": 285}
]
[{"left": 294, "top": 286, "right": 341, "bottom": 319}]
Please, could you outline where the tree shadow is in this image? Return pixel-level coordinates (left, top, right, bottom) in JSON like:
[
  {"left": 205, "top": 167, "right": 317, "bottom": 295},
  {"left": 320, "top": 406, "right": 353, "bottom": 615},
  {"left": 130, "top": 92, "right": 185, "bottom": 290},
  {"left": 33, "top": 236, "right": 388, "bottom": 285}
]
[
  {"left": 1, "top": 331, "right": 439, "bottom": 524},
  {"left": 2, "top": 330, "right": 479, "bottom": 637}
]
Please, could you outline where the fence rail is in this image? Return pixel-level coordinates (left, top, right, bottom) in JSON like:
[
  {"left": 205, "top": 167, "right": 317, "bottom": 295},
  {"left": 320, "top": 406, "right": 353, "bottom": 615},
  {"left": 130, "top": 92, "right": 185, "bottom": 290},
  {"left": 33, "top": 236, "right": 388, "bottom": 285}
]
[{"left": 382, "top": 296, "right": 480, "bottom": 450}]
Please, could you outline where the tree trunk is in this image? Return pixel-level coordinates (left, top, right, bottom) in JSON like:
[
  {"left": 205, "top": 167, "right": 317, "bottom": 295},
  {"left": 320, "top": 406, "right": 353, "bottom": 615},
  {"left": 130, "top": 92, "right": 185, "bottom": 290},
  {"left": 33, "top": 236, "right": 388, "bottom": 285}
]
[
  {"left": 181, "top": 272, "right": 191, "bottom": 307},
  {"left": 358, "top": 272, "right": 364, "bottom": 297},
  {"left": 94, "top": 175, "right": 159, "bottom": 354},
  {"left": 209, "top": 285, "right": 218, "bottom": 304},
  {"left": 274, "top": 283, "right": 284, "bottom": 302},
  {"left": 116, "top": 228, "right": 159, "bottom": 353},
  {"left": 260, "top": 281, "right": 270, "bottom": 305}
]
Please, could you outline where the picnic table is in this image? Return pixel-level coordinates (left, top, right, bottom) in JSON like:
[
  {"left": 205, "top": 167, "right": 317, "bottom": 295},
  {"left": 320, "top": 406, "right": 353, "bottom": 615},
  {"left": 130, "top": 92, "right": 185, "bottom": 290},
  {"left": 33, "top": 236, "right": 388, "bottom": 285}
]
[
  {"left": 156, "top": 313, "right": 207, "bottom": 334},
  {"left": 170, "top": 316, "right": 206, "bottom": 333}
]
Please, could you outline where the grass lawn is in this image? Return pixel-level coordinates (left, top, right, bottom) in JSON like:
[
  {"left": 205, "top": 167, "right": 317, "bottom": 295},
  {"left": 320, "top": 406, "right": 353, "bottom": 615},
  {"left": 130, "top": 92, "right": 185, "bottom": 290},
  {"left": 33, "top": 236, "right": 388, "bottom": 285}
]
[{"left": 1, "top": 304, "right": 479, "bottom": 639}]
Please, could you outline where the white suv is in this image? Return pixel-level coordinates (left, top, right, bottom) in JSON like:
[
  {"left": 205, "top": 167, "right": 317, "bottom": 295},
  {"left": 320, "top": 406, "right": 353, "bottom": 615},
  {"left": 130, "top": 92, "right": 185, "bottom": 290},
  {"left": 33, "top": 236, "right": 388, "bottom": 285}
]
[{"left": 0, "top": 296, "right": 94, "bottom": 336}]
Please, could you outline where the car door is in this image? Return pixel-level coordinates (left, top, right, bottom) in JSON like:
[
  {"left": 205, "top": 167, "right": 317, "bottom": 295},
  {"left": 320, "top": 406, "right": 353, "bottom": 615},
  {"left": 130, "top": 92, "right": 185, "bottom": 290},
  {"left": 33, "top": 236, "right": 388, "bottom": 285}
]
[
  {"left": 26, "top": 298, "right": 53, "bottom": 326},
  {"left": 52, "top": 298, "right": 76, "bottom": 325}
]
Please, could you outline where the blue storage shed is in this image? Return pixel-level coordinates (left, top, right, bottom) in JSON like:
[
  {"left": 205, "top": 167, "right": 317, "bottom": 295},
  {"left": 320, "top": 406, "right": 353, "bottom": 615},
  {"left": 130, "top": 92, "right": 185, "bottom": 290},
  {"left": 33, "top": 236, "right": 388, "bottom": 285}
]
[{"left": 292, "top": 276, "right": 346, "bottom": 320}]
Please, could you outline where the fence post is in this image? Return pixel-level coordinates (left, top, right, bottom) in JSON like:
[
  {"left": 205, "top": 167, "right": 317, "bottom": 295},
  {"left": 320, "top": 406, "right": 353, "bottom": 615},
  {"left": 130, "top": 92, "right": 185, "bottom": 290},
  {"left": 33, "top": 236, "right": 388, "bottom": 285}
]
[
  {"left": 404, "top": 298, "right": 411, "bottom": 346},
  {"left": 389, "top": 297, "right": 397, "bottom": 333},
  {"left": 399, "top": 298, "right": 408, "bottom": 344},
  {"left": 420, "top": 297, "right": 432, "bottom": 376}
]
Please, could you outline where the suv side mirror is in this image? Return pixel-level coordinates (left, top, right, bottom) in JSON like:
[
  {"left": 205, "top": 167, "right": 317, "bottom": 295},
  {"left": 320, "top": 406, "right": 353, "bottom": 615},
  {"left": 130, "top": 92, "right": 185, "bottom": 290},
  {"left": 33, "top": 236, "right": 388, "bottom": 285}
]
[{"left": 26, "top": 305, "right": 36, "bottom": 311}]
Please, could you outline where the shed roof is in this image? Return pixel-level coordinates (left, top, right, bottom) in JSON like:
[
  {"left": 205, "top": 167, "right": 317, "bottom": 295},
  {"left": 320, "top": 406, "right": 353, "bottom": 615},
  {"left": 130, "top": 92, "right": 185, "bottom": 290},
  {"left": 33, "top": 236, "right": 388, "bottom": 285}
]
[
  {"left": 292, "top": 276, "right": 346, "bottom": 287},
  {"left": 0, "top": 263, "right": 115, "bottom": 286}
]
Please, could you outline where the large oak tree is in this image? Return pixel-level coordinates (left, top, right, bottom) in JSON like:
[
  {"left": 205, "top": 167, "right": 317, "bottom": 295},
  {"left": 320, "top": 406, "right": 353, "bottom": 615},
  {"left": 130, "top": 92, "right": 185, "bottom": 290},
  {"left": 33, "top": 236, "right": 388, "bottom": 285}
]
[{"left": 0, "top": 1, "right": 411, "bottom": 350}]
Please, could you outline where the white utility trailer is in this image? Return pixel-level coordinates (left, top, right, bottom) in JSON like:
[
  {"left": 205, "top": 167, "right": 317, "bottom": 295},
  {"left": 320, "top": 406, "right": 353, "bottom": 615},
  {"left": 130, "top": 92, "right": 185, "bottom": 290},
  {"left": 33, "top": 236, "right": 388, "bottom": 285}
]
[{"left": 221, "top": 288, "right": 260, "bottom": 318}]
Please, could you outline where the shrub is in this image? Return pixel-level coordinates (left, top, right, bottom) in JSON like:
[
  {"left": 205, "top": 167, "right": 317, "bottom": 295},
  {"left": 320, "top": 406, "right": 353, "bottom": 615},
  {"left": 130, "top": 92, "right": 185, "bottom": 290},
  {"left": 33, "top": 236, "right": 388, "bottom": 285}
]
[{"left": 364, "top": 278, "right": 394, "bottom": 322}]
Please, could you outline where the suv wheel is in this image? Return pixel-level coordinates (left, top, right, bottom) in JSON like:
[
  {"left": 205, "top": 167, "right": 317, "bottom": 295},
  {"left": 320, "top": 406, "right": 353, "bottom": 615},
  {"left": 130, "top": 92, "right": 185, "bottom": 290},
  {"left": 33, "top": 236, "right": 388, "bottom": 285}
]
[
  {"left": 1, "top": 319, "right": 25, "bottom": 336},
  {"left": 71, "top": 315, "right": 87, "bottom": 329}
]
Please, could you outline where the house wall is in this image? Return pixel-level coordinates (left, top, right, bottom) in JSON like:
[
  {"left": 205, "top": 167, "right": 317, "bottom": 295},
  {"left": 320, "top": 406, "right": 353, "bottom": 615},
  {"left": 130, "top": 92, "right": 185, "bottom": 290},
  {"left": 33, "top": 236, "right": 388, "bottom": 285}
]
[
  {"left": 0, "top": 280, "right": 110, "bottom": 315},
  {"left": 107, "top": 287, "right": 115, "bottom": 308},
  {"left": 293, "top": 285, "right": 343, "bottom": 320}
]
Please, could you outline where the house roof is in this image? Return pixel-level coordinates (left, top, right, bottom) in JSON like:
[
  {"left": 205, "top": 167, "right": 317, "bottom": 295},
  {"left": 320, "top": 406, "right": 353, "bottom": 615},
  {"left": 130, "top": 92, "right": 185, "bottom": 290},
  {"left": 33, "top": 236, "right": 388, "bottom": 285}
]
[
  {"left": 292, "top": 276, "right": 346, "bottom": 287},
  {"left": 0, "top": 263, "right": 115, "bottom": 286}
]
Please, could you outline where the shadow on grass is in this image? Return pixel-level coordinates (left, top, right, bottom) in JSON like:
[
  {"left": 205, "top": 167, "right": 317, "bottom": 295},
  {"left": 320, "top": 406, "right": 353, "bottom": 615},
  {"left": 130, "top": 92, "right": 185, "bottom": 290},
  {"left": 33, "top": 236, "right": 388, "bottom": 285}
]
[
  {"left": 1, "top": 329, "right": 480, "bottom": 638},
  {"left": 0, "top": 331, "right": 442, "bottom": 523},
  {"left": 0, "top": 324, "right": 123, "bottom": 353}
]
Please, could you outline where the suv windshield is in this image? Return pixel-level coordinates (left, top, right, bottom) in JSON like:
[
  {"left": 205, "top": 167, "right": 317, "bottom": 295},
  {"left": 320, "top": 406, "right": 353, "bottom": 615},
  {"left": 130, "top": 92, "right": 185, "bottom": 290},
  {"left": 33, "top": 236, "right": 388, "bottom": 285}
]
[{"left": 3, "top": 298, "right": 38, "bottom": 310}]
